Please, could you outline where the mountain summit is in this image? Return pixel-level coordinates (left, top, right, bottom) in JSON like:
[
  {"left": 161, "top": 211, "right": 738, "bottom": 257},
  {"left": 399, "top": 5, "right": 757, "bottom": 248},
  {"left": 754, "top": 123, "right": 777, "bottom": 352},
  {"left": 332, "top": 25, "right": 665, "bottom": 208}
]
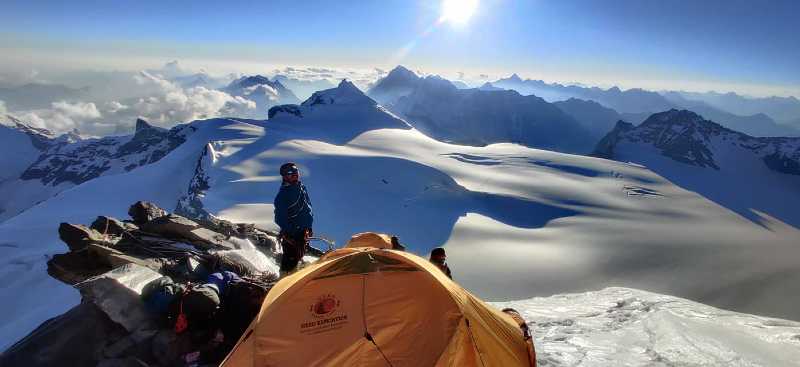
[
  {"left": 221, "top": 75, "right": 300, "bottom": 116},
  {"left": 301, "top": 79, "right": 377, "bottom": 107},
  {"left": 367, "top": 65, "right": 422, "bottom": 105}
]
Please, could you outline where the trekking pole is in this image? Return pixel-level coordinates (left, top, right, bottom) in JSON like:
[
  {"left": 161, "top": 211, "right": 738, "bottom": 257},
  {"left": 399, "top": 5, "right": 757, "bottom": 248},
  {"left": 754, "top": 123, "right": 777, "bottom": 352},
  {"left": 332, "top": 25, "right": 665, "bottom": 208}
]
[{"left": 309, "top": 236, "right": 336, "bottom": 252}]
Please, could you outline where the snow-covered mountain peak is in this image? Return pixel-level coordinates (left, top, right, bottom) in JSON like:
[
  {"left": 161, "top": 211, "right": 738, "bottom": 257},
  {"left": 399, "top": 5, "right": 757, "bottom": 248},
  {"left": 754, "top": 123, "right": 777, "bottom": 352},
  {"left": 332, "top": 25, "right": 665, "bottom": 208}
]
[
  {"left": 385, "top": 65, "right": 420, "bottom": 82},
  {"left": 301, "top": 79, "right": 376, "bottom": 107},
  {"left": 367, "top": 66, "right": 423, "bottom": 105},
  {"left": 230, "top": 74, "right": 273, "bottom": 89},
  {"left": 508, "top": 73, "right": 523, "bottom": 82}
]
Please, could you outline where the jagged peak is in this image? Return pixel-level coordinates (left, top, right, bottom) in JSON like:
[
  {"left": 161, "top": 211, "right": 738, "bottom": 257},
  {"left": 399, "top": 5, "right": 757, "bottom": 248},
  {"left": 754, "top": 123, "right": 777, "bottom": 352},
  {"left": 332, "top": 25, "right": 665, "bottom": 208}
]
[
  {"left": 301, "top": 79, "right": 376, "bottom": 107},
  {"left": 386, "top": 65, "right": 419, "bottom": 79},
  {"left": 227, "top": 75, "right": 275, "bottom": 90},
  {"left": 509, "top": 73, "right": 523, "bottom": 82},
  {"left": 135, "top": 118, "right": 154, "bottom": 132}
]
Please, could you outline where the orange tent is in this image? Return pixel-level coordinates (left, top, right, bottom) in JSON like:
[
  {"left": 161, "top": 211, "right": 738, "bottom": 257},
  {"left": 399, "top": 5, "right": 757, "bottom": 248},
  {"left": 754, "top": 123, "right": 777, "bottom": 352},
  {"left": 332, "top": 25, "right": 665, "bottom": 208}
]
[{"left": 222, "top": 232, "right": 536, "bottom": 366}]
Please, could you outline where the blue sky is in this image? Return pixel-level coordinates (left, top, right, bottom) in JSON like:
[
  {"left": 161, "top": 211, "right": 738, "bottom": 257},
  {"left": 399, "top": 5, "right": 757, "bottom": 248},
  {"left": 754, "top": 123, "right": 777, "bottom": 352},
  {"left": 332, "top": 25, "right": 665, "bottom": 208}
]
[{"left": 1, "top": 0, "right": 798, "bottom": 96}]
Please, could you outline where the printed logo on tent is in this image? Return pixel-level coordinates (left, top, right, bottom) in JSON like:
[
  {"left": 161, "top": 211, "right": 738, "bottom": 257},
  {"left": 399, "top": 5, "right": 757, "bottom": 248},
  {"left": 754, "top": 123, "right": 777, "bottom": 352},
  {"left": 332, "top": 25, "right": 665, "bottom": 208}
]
[
  {"left": 310, "top": 294, "right": 340, "bottom": 318},
  {"left": 300, "top": 294, "right": 349, "bottom": 335}
]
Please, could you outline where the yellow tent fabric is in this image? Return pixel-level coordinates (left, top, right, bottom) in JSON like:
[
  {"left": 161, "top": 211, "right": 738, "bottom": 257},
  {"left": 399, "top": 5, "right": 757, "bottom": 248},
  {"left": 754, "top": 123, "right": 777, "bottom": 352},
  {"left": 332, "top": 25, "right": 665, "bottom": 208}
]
[
  {"left": 344, "top": 232, "right": 394, "bottom": 249},
  {"left": 222, "top": 233, "right": 536, "bottom": 367}
]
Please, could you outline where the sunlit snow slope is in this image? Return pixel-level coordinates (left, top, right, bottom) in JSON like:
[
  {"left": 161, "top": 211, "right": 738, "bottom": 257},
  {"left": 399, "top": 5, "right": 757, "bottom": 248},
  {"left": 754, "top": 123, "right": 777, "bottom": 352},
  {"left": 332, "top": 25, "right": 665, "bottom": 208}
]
[
  {"left": 492, "top": 287, "right": 800, "bottom": 367},
  {"left": 2, "top": 81, "right": 799, "bottom": 352}
]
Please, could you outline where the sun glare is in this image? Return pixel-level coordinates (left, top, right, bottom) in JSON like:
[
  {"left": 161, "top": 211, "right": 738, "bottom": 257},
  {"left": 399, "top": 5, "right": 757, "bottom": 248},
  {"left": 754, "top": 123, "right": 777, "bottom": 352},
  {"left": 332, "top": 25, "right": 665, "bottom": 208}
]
[{"left": 441, "top": 0, "right": 479, "bottom": 25}]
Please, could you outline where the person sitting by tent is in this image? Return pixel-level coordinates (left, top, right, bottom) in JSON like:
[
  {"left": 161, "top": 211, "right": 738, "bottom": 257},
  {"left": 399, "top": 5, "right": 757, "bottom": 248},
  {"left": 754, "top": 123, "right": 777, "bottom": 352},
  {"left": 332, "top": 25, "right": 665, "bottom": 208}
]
[
  {"left": 502, "top": 308, "right": 537, "bottom": 366},
  {"left": 429, "top": 247, "right": 452, "bottom": 279},
  {"left": 273, "top": 162, "right": 314, "bottom": 275}
]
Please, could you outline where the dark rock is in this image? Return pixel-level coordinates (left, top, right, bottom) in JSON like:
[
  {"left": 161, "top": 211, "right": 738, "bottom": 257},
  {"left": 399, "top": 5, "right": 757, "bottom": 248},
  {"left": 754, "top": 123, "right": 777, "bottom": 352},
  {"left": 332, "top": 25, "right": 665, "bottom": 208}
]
[
  {"left": 268, "top": 104, "right": 302, "bottom": 119},
  {"left": 141, "top": 214, "right": 233, "bottom": 250},
  {"left": 151, "top": 329, "right": 194, "bottom": 367},
  {"left": 763, "top": 151, "right": 800, "bottom": 175},
  {"left": 86, "top": 243, "right": 161, "bottom": 271},
  {"left": 47, "top": 251, "right": 112, "bottom": 285},
  {"left": 128, "top": 201, "right": 167, "bottom": 225},
  {"left": 77, "top": 264, "right": 162, "bottom": 334},
  {"left": 0, "top": 302, "right": 128, "bottom": 367},
  {"left": 58, "top": 222, "right": 109, "bottom": 251},
  {"left": 90, "top": 216, "right": 134, "bottom": 236},
  {"left": 134, "top": 118, "right": 154, "bottom": 133},
  {"left": 592, "top": 120, "right": 635, "bottom": 159},
  {"left": 96, "top": 357, "right": 149, "bottom": 367}
]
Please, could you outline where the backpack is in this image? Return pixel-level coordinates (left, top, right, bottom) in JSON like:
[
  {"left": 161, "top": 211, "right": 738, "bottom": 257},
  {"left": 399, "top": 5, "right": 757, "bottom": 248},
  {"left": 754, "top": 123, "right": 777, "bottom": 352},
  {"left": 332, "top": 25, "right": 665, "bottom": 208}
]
[{"left": 141, "top": 276, "right": 187, "bottom": 317}]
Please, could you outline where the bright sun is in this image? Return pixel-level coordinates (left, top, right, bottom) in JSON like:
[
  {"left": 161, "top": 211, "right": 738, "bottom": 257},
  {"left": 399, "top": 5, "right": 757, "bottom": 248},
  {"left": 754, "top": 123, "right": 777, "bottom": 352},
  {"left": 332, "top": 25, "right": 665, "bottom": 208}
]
[{"left": 441, "top": 0, "right": 479, "bottom": 25}]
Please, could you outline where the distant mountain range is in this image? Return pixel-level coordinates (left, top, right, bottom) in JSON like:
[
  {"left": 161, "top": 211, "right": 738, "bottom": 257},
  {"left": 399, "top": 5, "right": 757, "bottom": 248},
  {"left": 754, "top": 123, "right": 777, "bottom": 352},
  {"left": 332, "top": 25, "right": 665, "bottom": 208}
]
[
  {"left": 491, "top": 74, "right": 800, "bottom": 137},
  {"left": 672, "top": 91, "right": 800, "bottom": 124},
  {"left": 368, "top": 69, "right": 593, "bottom": 153}
]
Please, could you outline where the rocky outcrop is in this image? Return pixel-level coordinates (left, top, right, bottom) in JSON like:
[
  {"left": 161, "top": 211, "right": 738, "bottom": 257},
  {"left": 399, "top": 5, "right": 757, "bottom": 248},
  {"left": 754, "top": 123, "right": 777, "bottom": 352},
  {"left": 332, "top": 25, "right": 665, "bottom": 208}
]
[
  {"left": 141, "top": 214, "right": 234, "bottom": 250},
  {"left": 267, "top": 104, "right": 302, "bottom": 119},
  {"left": 58, "top": 223, "right": 114, "bottom": 252},
  {"left": 91, "top": 216, "right": 137, "bottom": 237},
  {"left": 128, "top": 201, "right": 168, "bottom": 226},
  {"left": 17, "top": 200, "right": 290, "bottom": 367}
]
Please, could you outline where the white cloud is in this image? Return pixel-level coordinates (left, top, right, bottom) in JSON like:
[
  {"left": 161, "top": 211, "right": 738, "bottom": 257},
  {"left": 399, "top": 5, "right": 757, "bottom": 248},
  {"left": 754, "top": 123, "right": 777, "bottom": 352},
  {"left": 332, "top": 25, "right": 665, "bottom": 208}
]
[
  {"left": 130, "top": 71, "right": 255, "bottom": 124},
  {"left": 0, "top": 100, "right": 7, "bottom": 116},
  {"left": 52, "top": 101, "right": 101, "bottom": 120},
  {"left": 106, "top": 101, "right": 129, "bottom": 113},
  {"left": 271, "top": 66, "right": 385, "bottom": 91},
  {"left": 11, "top": 101, "right": 102, "bottom": 133}
]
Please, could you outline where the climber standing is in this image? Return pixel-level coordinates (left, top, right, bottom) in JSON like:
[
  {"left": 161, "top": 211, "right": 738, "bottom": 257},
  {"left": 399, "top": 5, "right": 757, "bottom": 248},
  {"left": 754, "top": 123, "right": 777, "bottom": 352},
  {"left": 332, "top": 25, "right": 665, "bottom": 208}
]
[
  {"left": 429, "top": 247, "right": 452, "bottom": 279},
  {"left": 274, "top": 163, "right": 314, "bottom": 275}
]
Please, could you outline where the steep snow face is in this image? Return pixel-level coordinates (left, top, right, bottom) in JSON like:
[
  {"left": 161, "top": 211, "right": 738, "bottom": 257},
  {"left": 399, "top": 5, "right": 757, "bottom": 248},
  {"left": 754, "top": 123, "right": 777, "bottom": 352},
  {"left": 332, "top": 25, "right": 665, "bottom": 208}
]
[
  {"left": 301, "top": 80, "right": 378, "bottom": 107},
  {"left": 492, "top": 287, "right": 800, "bottom": 367},
  {"left": 595, "top": 109, "right": 800, "bottom": 227},
  {"left": 221, "top": 75, "right": 300, "bottom": 117},
  {"left": 2, "top": 84, "right": 800, "bottom": 349},
  {"left": 0, "top": 118, "right": 194, "bottom": 222},
  {"left": 388, "top": 76, "right": 594, "bottom": 153},
  {"left": 0, "top": 116, "right": 51, "bottom": 184}
]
